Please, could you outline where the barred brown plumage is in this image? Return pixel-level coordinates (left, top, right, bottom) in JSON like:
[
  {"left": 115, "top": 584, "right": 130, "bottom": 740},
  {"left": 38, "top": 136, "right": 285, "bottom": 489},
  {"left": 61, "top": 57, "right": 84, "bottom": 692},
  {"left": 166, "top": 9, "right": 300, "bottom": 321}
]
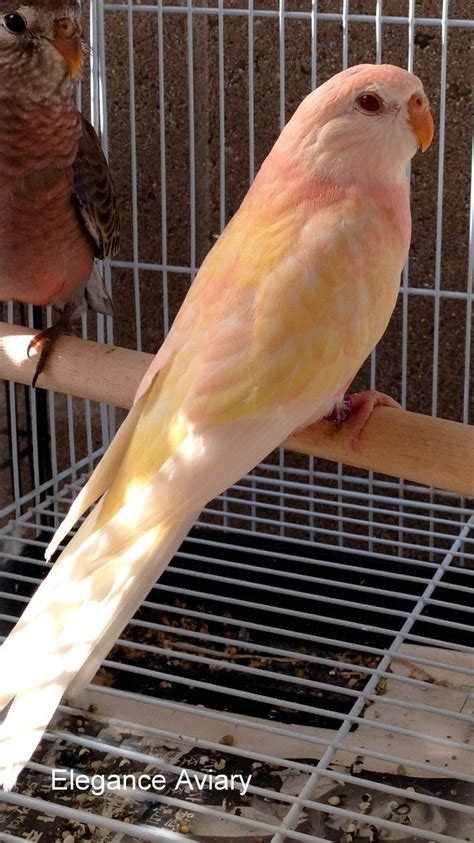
[{"left": 0, "top": 0, "right": 119, "bottom": 384}]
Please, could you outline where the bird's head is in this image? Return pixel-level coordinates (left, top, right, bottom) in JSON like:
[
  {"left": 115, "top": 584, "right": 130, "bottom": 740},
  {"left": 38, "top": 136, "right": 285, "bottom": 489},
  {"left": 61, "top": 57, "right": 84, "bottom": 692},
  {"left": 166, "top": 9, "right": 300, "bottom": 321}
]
[
  {"left": 278, "top": 64, "right": 434, "bottom": 187},
  {"left": 0, "top": 1, "right": 82, "bottom": 101}
]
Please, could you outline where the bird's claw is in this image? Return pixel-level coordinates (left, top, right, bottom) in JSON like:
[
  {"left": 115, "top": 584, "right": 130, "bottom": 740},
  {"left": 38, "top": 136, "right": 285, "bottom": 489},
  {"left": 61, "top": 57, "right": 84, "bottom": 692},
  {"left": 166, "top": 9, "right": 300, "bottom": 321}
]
[
  {"left": 327, "top": 389, "right": 400, "bottom": 449},
  {"left": 326, "top": 394, "right": 353, "bottom": 429},
  {"left": 26, "top": 303, "right": 75, "bottom": 387},
  {"left": 27, "top": 322, "right": 69, "bottom": 388},
  {"left": 27, "top": 329, "right": 54, "bottom": 388}
]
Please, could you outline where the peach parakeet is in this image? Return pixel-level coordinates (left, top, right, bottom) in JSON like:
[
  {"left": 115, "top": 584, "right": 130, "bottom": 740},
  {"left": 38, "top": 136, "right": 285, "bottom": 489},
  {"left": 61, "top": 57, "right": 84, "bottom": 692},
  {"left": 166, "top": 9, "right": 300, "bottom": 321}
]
[{"left": 0, "top": 63, "right": 433, "bottom": 788}]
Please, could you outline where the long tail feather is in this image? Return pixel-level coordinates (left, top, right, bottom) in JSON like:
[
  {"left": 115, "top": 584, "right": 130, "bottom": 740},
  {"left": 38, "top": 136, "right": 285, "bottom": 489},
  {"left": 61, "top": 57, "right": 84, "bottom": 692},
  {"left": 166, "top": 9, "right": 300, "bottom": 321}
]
[
  {"left": 0, "top": 495, "right": 196, "bottom": 790},
  {"left": 0, "top": 406, "right": 314, "bottom": 792},
  {"left": 65, "top": 513, "right": 197, "bottom": 698},
  {"left": 45, "top": 395, "right": 147, "bottom": 561}
]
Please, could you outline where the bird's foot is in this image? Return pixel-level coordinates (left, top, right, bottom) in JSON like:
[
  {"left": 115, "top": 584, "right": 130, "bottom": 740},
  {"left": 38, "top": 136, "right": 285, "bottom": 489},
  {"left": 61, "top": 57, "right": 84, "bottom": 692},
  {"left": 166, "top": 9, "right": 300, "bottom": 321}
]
[
  {"left": 326, "top": 394, "right": 354, "bottom": 429},
  {"left": 27, "top": 308, "right": 73, "bottom": 388},
  {"left": 327, "top": 389, "right": 400, "bottom": 449}
]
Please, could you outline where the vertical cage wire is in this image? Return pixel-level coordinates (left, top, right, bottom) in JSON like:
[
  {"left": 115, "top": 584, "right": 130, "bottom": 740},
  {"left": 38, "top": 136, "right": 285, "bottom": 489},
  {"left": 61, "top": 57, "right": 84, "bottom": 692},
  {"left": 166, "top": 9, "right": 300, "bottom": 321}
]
[
  {"left": 127, "top": 0, "right": 142, "bottom": 353},
  {"left": 464, "top": 130, "right": 474, "bottom": 424},
  {"left": 90, "top": 0, "right": 116, "bottom": 447},
  {"left": 278, "top": 0, "right": 286, "bottom": 538},
  {"left": 157, "top": 3, "right": 170, "bottom": 340}
]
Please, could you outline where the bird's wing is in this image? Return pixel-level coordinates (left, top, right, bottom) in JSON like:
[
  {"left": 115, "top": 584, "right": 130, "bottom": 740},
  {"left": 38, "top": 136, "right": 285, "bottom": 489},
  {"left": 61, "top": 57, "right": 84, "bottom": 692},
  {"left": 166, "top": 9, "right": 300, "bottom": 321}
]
[
  {"left": 73, "top": 115, "right": 120, "bottom": 260},
  {"left": 134, "top": 184, "right": 322, "bottom": 407},
  {"left": 99, "top": 193, "right": 381, "bottom": 528},
  {"left": 147, "top": 195, "right": 375, "bottom": 428}
]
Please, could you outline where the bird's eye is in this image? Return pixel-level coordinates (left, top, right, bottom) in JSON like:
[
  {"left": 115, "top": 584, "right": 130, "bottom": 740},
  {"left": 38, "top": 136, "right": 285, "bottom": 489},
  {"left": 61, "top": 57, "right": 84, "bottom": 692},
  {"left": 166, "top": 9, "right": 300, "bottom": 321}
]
[
  {"left": 355, "top": 93, "right": 383, "bottom": 114},
  {"left": 3, "top": 12, "right": 27, "bottom": 34}
]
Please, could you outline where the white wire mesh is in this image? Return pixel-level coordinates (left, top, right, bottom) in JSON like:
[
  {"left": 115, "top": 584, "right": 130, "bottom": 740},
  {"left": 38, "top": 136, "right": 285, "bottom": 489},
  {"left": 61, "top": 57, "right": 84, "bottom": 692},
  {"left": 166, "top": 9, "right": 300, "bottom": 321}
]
[
  {"left": 0, "top": 483, "right": 473, "bottom": 840},
  {"left": 0, "top": 0, "right": 473, "bottom": 840}
]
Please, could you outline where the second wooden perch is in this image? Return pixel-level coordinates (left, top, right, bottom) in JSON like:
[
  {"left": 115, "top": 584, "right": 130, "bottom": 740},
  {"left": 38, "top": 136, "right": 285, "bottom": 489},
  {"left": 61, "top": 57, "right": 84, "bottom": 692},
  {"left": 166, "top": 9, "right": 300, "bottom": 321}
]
[{"left": 0, "top": 322, "right": 473, "bottom": 497}]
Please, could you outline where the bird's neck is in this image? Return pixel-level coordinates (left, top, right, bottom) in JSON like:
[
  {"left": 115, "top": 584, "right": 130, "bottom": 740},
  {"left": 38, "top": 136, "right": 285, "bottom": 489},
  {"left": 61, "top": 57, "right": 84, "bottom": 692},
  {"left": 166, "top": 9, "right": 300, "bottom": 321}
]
[
  {"left": 0, "top": 46, "right": 77, "bottom": 103},
  {"left": 255, "top": 147, "right": 411, "bottom": 257}
]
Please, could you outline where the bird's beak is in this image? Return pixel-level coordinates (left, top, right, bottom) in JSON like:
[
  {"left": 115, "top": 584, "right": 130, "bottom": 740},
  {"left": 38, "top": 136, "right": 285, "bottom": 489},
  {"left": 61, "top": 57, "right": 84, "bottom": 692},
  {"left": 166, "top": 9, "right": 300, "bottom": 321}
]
[
  {"left": 52, "top": 18, "right": 82, "bottom": 78},
  {"left": 407, "top": 93, "right": 434, "bottom": 152}
]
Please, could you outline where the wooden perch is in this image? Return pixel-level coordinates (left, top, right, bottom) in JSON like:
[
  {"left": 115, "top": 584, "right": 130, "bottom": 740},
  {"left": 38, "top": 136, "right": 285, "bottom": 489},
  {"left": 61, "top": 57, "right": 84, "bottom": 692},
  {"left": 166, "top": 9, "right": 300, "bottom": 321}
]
[{"left": 0, "top": 321, "right": 473, "bottom": 497}]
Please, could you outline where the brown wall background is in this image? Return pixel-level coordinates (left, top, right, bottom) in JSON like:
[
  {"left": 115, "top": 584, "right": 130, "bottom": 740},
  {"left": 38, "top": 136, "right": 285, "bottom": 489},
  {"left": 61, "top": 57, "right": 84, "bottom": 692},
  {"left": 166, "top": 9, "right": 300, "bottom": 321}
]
[{"left": 1, "top": 1, "right": 472, "bottom": 524}]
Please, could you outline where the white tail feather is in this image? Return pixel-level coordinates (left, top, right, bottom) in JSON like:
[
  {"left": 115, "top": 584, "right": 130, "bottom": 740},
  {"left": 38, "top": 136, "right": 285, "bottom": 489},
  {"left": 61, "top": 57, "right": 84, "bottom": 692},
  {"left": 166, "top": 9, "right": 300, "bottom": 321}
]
[
  {"left": 0, "top": 401, "right": 323, "bottom": 792},
  {"left": 0, "top": 493, "right": 196, "bottom": 790},
  {"left": 46, "top": 395, "right": 147, "bottom": 561},
  {"left": 65, "top": 513, "right": 197, "bottom": 698}
]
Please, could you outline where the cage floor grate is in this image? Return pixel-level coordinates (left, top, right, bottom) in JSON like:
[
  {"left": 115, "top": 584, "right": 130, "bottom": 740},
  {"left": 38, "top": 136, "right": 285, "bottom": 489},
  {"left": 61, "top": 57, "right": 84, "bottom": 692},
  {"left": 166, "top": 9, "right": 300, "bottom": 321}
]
[{"left": 0, "top": 477, "right": 473, "bottom": 842}]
